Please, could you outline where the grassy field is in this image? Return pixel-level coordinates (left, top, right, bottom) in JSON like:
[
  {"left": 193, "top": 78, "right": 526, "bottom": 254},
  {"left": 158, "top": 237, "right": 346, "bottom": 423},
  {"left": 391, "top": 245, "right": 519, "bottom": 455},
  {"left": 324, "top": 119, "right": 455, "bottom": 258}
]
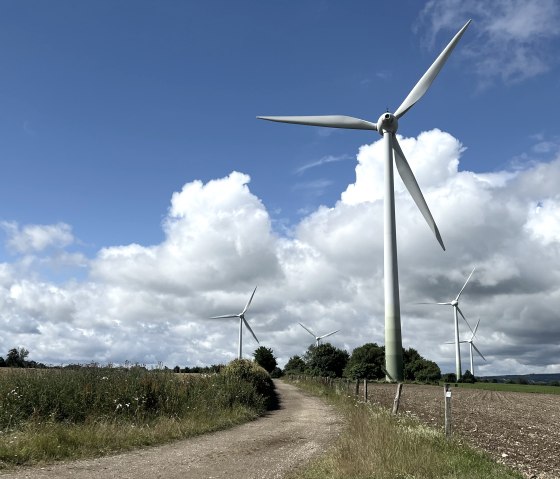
[
  {"left": 286, "top": 377, "right": 523, "bottom": 479},
  {"left": 445, "top": 381, "right": 560, "bottom": 394},
  {"left": 0, "top": 361, "right": 274, "bottom": 468}
]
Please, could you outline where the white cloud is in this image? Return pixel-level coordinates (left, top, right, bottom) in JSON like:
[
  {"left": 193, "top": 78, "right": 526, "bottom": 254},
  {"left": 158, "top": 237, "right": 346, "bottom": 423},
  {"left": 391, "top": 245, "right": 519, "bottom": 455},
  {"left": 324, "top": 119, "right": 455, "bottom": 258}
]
[
  {"left": 418, "top": 0, "right": 560, "bottom": 85},
  {"left": 2, "top": 222, "right": 74, "bottom": 254},
  {"left": 0, "top": 132, "right": 559, "bottom": 375},
  {"left": 294, "top": 154, "right": 353, "bottom": 175}
]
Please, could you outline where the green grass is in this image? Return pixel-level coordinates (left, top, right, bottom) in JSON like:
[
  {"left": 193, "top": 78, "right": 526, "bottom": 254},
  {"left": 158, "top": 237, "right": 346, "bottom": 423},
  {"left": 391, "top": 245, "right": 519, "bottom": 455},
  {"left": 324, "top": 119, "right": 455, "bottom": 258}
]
[
  {"left": 286, "top": 378, "right": 523, "bottom": 479},
  {"left": 0, "top": 362, "right": 273, "bottom": 468},
  {"left": 445, "top": 382, "right": 560, "bottom": 394}
]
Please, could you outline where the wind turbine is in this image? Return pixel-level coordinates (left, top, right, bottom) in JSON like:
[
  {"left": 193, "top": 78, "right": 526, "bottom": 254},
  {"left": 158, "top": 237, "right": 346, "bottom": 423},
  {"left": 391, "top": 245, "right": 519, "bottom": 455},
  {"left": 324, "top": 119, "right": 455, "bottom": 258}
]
[
  {"left": 298, "top": 322, "right": 340, "bottom": 347},
  {"left": 420, "top": 266, "right": 476, "bottom": 379},
  {"left": 258, "top": 21, "right": 471, "bottom": 381},
  {"left": 210, "top": 286, "right": 259, "bottom": 359},
  {"left": 447, "top": 318, "right": 486, "bottom": 376}
]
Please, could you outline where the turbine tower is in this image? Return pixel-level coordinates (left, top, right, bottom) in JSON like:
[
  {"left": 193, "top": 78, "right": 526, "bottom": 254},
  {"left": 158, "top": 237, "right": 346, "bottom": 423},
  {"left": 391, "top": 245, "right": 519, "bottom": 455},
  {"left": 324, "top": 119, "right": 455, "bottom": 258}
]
[
  {"left": 420, "top": 267, "right": 476, "bottom": 379},
  {"left": 210, "top": 286, "right": 259, "bottom": 359},
  {"left": 299, "top": 322, "right": 340, "bottom": 347},
  {"left": 258, "top": 21, "right": 471, "bottom": 381}
]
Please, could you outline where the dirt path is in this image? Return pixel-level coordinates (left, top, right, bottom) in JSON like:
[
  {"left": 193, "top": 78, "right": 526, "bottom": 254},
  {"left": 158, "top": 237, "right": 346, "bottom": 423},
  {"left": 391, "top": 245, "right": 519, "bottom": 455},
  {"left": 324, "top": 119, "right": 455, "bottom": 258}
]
[{"left": 2, "top": 381, "right": 342, "bottom": 479}]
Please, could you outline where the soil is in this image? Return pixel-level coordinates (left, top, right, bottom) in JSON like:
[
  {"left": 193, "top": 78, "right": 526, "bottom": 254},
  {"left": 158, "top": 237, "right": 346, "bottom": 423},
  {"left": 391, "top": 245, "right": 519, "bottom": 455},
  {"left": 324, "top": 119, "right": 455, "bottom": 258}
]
[
  {"left": 0, "top": 381, "right": 342, "bottom": 479},
  {"left": 360, "top": 382, "right": 560, "bottom": 479}
]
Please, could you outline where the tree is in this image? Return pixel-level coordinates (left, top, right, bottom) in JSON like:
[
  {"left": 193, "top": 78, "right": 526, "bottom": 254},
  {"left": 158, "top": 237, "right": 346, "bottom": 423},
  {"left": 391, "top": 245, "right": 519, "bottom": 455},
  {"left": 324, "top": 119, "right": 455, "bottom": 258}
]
[
  {"left": 442, "top": 372, "right": 457, "bottom": 383},
  {"left": 461, "top": 370, "right": 475, "bottom": 383},
  {"left": 344, "top": 343, "right": 385, "bottom": 380},
  {"left": 284, "top": 355, "right": 306, "bottom": 375},
  {"left": 253, "top": 346, "right": 277, "bottom": 373},
  {"left": 6, "top": 347, "right": 29, "bottom": 368},
  {"left": 403, "top": 347, "right": 441, "bottom": 383},
  {"left": 304, "top": 343, "right": 349, "bottom": 378}
]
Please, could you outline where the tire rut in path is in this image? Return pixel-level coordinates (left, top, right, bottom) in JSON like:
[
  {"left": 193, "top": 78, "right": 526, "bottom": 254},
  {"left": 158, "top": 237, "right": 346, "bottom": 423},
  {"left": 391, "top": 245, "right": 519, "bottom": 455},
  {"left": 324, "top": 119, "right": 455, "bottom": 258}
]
[{"left": 3, "top": 380, "right": 342, "bottom": 479}]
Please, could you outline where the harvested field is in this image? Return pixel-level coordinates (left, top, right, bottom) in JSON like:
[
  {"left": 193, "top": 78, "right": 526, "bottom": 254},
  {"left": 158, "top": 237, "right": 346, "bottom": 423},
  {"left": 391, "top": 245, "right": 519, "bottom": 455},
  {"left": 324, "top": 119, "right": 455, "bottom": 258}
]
[{"left": 359, "top": 382, "right": 559, "bottom": 479}]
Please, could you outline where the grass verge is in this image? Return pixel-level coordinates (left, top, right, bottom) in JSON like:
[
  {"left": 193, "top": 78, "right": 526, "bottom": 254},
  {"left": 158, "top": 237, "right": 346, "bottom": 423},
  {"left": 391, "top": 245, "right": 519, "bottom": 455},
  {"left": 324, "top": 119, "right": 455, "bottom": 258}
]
[{"left": 285, "top": 378, "right": 523, "bottom": 479}]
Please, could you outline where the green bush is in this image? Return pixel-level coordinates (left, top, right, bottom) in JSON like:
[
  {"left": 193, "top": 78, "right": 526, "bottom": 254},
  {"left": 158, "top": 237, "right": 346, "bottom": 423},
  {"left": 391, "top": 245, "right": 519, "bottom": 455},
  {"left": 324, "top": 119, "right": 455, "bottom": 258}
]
[{"left": 222, "top": 359, "right": 275, "bottom": 407}]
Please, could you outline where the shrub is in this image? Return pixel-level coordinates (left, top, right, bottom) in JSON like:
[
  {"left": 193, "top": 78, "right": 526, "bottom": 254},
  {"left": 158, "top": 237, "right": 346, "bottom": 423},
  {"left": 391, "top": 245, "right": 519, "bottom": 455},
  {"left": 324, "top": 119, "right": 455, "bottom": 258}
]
[{"left": 221, "top": 359, "right": 275, "bottom": 407}]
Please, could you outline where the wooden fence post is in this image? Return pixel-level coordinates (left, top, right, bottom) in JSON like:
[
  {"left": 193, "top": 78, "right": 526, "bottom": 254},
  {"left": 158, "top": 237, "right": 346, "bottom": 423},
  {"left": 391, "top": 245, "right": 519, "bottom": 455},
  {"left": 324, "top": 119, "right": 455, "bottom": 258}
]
[
  {"left": 444, "top": 383, "right": 452, "bottom": 438},
  {"left": 363, "top": 379, "right": 368, "bottom": 401},
  {"left": 392, "top": 382, "right": 403, "bottom": 415},
  {"left": 355, "top": 379, "right": 360, "bottom": 396}
]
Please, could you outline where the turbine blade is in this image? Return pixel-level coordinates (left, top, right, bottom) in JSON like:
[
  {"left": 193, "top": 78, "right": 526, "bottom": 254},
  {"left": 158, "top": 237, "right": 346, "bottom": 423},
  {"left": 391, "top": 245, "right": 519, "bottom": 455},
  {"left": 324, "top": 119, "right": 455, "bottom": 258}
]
[
  {"left": 393, "top": 136, "right": 445, "bottom": 250},
  {"left": 456, "top": 306, "right": 474, "bottom": 333},
  {"left": 394, "top": 20, "right": 471, "bottom": 119},
  {"left": 209, "top": 314, "right": 239, "bottom": 319},
  {"left": 243, "top": 318, "right": 260, "bottom": 344},
  {"left": 471, "top": 318, "right": 481, "bottom": 340},
  {"left": 241, "top": 286, "right": 258, "bottom": 315},
  {"left": 319, "top": 329, "right": 340, "bottom": 340},
  {"left": 456, "top": 267, "right": 476, "bottom": 300},
  {"left": 416, "top": 302, "right": 450, "bottom": 305},
  {"left": 257, "top": 115, "right": 377, "bottom": 130},
  {"left": 298, "top": 322, "right": 317, "bottom": 338},
  {"left": 472, "top": 343, "right": 486, "bottom": 361}
]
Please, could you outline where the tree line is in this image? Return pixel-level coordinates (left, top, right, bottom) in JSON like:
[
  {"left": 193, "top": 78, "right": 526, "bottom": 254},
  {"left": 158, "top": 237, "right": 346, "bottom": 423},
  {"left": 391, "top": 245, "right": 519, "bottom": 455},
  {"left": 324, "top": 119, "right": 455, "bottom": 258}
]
[
  {"left": 283, "top": 342, "right": 442, "bottom": 382},
  {"left": 2, "top": 344, "right": 440, "bottom": 383}
]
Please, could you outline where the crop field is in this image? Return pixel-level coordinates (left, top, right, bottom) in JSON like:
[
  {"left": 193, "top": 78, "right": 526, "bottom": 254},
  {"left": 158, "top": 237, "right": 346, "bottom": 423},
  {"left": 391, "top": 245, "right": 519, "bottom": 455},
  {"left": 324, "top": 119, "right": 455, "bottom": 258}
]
[{"left": 362, "top": 382, "right": 559, "bottom": 479}]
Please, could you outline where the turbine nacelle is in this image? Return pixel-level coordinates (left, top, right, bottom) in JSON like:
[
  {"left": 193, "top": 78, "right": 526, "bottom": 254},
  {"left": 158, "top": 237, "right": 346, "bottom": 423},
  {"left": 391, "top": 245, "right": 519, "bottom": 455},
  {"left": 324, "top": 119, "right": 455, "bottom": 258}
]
[
  {"left": 450, "top": 300, "right": 459, "bottom": 307},
  {"left": 377, "top": 112, "right": 398, "bottom": 135}
]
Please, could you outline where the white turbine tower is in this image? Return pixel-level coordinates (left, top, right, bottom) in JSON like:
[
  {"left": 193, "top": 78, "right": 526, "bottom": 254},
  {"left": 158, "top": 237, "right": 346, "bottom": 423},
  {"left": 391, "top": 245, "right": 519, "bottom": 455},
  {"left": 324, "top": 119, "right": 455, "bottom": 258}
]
[
  {"left": 420, "top": 266, "right": 476, "bottom": 379},
  {"left": 210, "top": 286, "right": 259, "bottom": 359},
  {"left": 298, "top": 322, "right": 340, "bottom": 347},
  {"left": 449, "top": 318, "right": 486, "bottom": 376},
  {"left": 259, "top": 21, "right": 471, "bottom": 381}
]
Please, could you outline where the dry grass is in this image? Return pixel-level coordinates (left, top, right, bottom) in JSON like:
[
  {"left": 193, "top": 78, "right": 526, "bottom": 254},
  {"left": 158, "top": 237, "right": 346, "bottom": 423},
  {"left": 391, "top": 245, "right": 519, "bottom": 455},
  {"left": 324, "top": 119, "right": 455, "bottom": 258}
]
[{"left": 286, "top": 378, "right": 523, "bottom": 479}]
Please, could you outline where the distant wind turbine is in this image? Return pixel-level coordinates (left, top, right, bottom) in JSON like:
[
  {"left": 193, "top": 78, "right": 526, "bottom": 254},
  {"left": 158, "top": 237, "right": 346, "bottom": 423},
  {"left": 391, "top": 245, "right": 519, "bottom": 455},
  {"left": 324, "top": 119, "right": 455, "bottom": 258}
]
[
  {"left": 259, "top": 21, "right": 471, "bottom": 381},
  {"left": 447, "top": 318, "right": 486, "bottom": 376},
  {"left": 210, "top": 286, "right": 259, "bottom": 359},
  {"left": 298, "top": 322, "right": 340, "bottom": 347},
  {"left": 420, "top": 267, "right": 476, "bottom": 379}
]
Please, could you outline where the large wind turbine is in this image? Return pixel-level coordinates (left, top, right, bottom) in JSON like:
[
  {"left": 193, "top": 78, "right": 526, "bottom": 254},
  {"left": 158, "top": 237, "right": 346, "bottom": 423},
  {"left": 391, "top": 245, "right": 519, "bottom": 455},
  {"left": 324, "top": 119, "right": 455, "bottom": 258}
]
[
  {"left": 449, "top": 318, "right": 486, "bottom": 376},
  {"left": 258, "top": 21, "right": 471, "bottom": 381},
  {"left": 210, "top": 286, "right": 259, "bottom": 359},
  {"left": 420, "top": 266, "right": 476, "bottom": 379},
  {"left": 299, "top": 322, "right": 340, "bottom": 347}
]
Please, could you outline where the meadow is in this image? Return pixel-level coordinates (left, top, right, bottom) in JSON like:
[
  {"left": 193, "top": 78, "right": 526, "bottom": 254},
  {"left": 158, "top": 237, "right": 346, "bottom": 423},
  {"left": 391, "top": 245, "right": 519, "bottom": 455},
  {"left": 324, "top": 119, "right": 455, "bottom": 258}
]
[{"left": 0, "top": 361, "right": 274, "bottom": 468}]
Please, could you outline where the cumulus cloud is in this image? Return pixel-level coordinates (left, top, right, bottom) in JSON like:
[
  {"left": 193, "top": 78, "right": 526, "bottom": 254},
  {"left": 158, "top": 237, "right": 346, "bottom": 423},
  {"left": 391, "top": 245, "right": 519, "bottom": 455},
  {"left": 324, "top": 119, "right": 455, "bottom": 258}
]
[
  {"left": 0, "top": 132, "right": 559, "bottom": 375},
  {"left": 2, "top": 222, "right": 74, "bottom": 254},
  {"left": 418, "top": 0, "right": 560, "bottom": 85}
]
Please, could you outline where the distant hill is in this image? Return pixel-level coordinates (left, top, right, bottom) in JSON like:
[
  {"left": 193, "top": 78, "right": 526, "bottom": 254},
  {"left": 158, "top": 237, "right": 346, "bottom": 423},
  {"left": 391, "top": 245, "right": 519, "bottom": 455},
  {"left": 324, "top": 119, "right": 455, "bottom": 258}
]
[{"left": 479, "top": 373, "right": 560, "bottom": 384}]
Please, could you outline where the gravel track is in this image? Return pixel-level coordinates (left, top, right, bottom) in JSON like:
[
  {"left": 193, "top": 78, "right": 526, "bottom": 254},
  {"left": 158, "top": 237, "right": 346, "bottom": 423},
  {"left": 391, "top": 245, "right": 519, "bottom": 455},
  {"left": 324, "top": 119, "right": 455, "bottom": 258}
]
[{"left": 1, "top": 381, "right": 342, "bottom": 479}]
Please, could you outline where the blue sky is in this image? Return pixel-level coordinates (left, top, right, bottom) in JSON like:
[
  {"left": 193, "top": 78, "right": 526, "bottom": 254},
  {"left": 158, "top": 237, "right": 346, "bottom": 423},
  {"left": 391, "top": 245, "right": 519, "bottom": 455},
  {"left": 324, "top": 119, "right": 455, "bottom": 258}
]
[{"left": 0, "top": 1, "right": 559, "bottom": 374}]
